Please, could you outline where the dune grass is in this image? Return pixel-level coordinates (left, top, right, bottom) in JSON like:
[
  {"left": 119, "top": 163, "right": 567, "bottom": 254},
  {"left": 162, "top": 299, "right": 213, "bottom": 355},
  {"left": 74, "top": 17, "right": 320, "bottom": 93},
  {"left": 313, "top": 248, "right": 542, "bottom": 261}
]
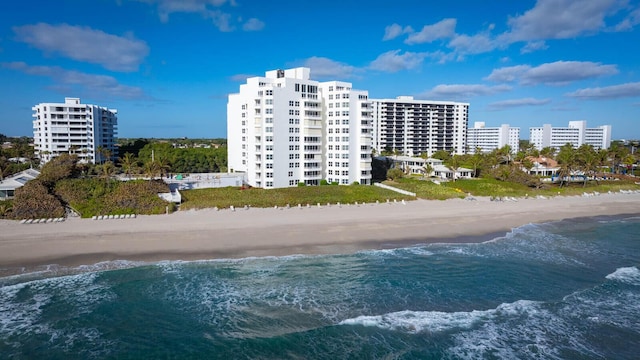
[
  {"left": 387, "top": 177, "right": 640, "bottom": 199},
  {"left": 178, "top": 176, "right": 640, "bottom": 210},
  {"left": 180, "top": 184, "right": 415, "bottom": 210}
]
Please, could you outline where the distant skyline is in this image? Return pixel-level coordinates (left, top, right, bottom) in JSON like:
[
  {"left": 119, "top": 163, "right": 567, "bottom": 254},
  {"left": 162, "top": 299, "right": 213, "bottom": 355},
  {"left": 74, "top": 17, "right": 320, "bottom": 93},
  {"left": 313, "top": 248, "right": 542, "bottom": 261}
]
[{"left": 1, "top": 0, "right": 639, "bottom": 140}]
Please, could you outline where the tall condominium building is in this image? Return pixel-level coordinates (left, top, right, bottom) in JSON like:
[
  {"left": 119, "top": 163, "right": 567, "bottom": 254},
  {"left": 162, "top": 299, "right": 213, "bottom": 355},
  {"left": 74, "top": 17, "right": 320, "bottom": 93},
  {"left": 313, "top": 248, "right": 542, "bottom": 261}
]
[
  {"left": 529, "top": 120, "right": 611, "bottom": 150},
  {"left": 32, "top": 97, "right": 118, "bottom": 164},
  {"left": 371, "top": 96, "right": 469, "bottom": 157},
  {"left": 467, "top": 122, "right": 520, "bottom": 154},
  {"left": 227, "top": 68, "right": 373, "bottom": 188}
]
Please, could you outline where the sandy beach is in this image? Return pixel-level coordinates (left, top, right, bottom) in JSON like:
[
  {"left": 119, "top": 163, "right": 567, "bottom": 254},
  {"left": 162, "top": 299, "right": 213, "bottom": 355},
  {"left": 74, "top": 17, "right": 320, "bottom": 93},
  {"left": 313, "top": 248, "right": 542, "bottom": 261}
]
[{"left": 1, "top": 192, "right": 639, "bottom": 274}]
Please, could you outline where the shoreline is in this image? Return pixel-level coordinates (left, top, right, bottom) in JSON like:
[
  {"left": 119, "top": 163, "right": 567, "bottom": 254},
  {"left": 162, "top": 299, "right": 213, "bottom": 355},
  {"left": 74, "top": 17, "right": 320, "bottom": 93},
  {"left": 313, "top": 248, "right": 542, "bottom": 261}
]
[{"left": 1, "top": 192, "right": 639, "bottom": 277}]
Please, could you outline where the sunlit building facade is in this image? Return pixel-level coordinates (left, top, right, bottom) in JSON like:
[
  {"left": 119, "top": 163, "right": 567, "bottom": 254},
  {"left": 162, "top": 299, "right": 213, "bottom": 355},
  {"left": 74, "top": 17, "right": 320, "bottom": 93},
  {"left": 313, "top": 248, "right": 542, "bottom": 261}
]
[
  {"left": 32, "top": 97, "right": 118, "bottom": 164},
  {"left": 227, "top": 68, "right": 372, "bottom": 188},
  {"left": 371, "top": 96, "right": 469, "bottom": 157}
]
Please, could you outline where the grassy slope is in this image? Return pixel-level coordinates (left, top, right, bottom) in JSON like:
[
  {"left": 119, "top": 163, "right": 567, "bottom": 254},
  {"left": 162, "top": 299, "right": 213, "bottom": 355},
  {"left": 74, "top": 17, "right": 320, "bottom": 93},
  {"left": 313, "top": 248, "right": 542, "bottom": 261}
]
[
  {"left": 387, "top": 176, "right": 640, "bottom": 200},
  {"left": 179, "top": 185, "right": 414, "bottom": 210}
]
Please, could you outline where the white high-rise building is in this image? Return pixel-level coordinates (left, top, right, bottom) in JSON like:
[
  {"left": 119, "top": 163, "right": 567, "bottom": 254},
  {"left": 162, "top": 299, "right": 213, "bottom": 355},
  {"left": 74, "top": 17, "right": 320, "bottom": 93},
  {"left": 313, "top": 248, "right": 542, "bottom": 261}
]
[
  {"left": 529, "top": 121, "right": 611, "bottom": 150},
  {"left": 32, "top": 97, "right": 118, "bottom": 164},
  {"left": 467, "top": 122, "right": 520, "bottom": 154},
  {"left": 227, "top": 68, "right": 373, "bottom": 188},
  {"left": 371, "top": 96, "right": 469, "bottom": 157}
]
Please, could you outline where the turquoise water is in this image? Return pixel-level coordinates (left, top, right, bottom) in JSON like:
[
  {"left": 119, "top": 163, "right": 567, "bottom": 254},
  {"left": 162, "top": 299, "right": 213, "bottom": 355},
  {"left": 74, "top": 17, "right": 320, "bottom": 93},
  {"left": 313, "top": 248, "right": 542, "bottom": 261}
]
[{"left": 1, "top": 215, "right": 639, "bottom": 359}]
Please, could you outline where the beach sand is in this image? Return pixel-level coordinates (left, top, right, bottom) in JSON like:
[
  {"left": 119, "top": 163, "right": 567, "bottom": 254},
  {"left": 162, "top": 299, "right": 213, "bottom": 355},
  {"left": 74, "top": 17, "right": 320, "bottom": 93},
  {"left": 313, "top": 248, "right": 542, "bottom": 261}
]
[{"left": 1, "top": 192, "right": 639, "bottom": 275}]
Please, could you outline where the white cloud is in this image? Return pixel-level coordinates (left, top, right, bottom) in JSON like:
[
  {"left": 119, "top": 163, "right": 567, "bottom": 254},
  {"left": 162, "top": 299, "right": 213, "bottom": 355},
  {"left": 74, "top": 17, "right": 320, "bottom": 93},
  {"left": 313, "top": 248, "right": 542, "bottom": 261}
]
[
  {"left": 448, "top": 33, "right": 498, "bottom": 55},
  {"left": 500, "top": 0, "right": 626, "bottom": 43},
  {"left": 242, "top": 18, "right": 265, "bottom": 31},
  {"left": 2, "top": 61, "right": 147, "bottom": 100},
  {"left": 302, "top": 57, "right": 358, "bottom": 79},
  {"left": 383, "top": 23, "right": 413, "bottom": 41},
  {"left": 520, "top": 40, "right": 548, "bottom": 53},
  {"left": 420, "top": 84, "right": 512, "bottom": 100},
  {"left": 129, "top": 0, "right": 263, "bottom": 32},
  {"left": 488, "top": 97, "right": 551, "bottom": 110},
  {"left": 614, "top": 6, "right": 640, "bottom": 30},
  {"left": 13, "top": 23, "right": 149, "bottom": 72},
  {"left": 405, "top": 18, "right": 457, "bottom": 44},
  {"left": 368, "top": 50, "right": 428, "bottom": 72},
  {"left": 485, "top": 61, "right": 618, "bottom": 85},
  {"left": 565, "top": 82, "right": 640, "bottom": 99},
  {"left": 485, "top": 65, "right": 531, "bottom": 82},
  {"left": 229, "top": 73, "right": 255, "bottom": 82}
]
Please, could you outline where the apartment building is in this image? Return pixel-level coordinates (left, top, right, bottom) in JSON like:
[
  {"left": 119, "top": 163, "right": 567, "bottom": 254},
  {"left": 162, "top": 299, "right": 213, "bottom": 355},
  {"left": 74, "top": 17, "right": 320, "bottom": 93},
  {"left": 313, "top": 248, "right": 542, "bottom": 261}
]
[
  {"left": 467, "top": 122, "right": 520, "bottom": 154},
  {"left": 32, "top": 97, "right": 118, "bottom": 164},
  {"left": 227, "top": 68, "right": 372, "bottom": 188},
  {"left": 371, "top": 96, "right": 469, "bottom": 157},
  {"left": 529, "top": 121, "right": 611, "bottom": 150}
]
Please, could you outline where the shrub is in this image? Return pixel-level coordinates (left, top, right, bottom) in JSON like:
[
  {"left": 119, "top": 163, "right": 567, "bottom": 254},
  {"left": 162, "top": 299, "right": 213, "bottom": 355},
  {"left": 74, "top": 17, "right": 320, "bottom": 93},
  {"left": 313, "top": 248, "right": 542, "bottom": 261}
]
[
  {"left": 12, "top": 180, "right": 65, "bottom": 219},
  {"left": 386, "top": 168, "right": 405, "bottom": 181}
]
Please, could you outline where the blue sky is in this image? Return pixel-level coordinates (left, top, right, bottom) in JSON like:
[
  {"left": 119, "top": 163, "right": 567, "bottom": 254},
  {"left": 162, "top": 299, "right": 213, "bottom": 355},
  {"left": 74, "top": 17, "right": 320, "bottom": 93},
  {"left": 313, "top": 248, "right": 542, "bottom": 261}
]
[{"left": 1, "top": 0, "right": 639, "bottom": 140}]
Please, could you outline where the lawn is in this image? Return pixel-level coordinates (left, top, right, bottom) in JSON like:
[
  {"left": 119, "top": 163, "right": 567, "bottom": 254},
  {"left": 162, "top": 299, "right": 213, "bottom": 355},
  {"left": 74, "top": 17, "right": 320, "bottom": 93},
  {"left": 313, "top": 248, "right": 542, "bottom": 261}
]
[
  {"left": 385, "top": 177, "right": 640, "bottom": 199},
  {"left": 180, "top": 184, "right": 415, "bottom": 210}
]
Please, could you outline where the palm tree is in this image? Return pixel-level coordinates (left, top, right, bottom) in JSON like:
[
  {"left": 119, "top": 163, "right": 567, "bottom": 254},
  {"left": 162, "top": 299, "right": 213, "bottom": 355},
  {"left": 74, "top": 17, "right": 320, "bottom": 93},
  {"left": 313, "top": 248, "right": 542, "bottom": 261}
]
[
  {"left": 119, "top": 152, "right": 137, "bottom": 179},
  {"left": 155, "top": 157, "right": 171, "bottom": 179},
  {"left": 446, "top": 155, "right": 461, "bottom": 181},
  {"left": 576, "top": 144, "right": 600, "bottom": 186},
  {"left": 96, "top": 146, "right": 112, "bottom": 165},
  {"left": 469, "top": 152, "right": 484, "bottom": 178},
  {"left": 607, "top": 142, "right": 628, "bottom": 174},
  {"left": 623, "top": 154, "right": 636, "bottom": 175},
  {"left": 556, "top": 143, "right": 576, "bottom": 188},
  {"left": 100, "top": 161, "right": 116, "bottom": 181},
  {"left": 421, "top": 162, "right": 434, "bottom": 179},
  {"left": 540, "top": 146, "right": 556, "bottom": 159},
  {"left": 496, "top": 145, "right": 513, "bottom": 165},
  {"left": 144, "top": 160, "right": 160, "bottom": 180}
]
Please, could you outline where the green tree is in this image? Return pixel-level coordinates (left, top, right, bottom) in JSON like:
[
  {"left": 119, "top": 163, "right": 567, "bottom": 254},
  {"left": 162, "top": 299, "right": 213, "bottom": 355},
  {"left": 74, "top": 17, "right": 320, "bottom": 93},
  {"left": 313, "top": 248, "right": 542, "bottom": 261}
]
[
  {"left": 556, "top": 143, "right": 576, "bottom": 188},
  {"left": 421, "top": 162, "right": 434, "bottom": 179},
  {"left": 100, "top": 161, "right": 116, "bottom": 181},
  {"left": 12, "top": 180, "right": 65, "bottom": 219},
  {"left": 576, "top": 144, "right": 600, "bottom": 186},
  {"left": 119, "top": 152, "right": 138, "bottom": 178},
  {"left": 38, "top": 154, "right": 80, "bottom": 187},
  {"left": 469, "top": 152, "right": 485, "bottom": 177},
  {"left": 446, "top": 155, "right": 461, "bottom": 181},
  {"left": 386, "top": 167, "right": 404, "bottom": 181},
  {"left": 540, "top": 146, "right": 556, "bottom": 159},
  {"left": 496, "top": 145, "right": 513, "bottom": 165}
]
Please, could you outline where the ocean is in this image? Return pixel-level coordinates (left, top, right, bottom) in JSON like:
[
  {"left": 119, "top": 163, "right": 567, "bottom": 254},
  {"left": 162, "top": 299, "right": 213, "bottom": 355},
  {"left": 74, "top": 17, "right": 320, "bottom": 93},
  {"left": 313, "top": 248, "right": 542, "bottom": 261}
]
[{"left": 1, "top": 214, "right": 639, "bottom": 359}]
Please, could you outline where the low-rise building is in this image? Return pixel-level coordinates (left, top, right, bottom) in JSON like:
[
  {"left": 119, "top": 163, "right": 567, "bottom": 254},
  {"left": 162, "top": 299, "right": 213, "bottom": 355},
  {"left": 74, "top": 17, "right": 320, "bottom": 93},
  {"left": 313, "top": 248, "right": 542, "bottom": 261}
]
[
  {"left": 0, "top": 168, "right": 40, "bottom": 200},
  {"left": 32, "top": 97, "right": 118, "bottom": 164},
  {"left": 467, "top": 122, "right": 520, "bottom": 154},
  {"left": 387, "top": 155, "right": 473, "bottom": 180},
  {"left": 529, "top": 121, "right": 611, "bottom": 150}
]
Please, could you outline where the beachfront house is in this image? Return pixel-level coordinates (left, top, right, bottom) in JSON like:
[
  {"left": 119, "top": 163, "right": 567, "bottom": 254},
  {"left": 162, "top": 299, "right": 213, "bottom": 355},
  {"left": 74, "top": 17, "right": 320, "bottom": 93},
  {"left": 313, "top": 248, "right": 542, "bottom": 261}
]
[
  {"left": 0, "top": 168, "right": 40, "bottom": 200},
  {"left": 387, "top": 155, "right": 473, "bottom": 180},
  {"left": 524, "top": 156, "right": 559, "bottom": 177}
]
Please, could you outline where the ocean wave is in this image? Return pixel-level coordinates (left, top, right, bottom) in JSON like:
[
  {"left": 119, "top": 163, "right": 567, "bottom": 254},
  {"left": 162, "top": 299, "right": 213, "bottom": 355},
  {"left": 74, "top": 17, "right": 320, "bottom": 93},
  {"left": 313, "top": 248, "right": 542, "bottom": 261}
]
[
  {"left": 339, "top": 299, "right": 540, "bottom": 334},
  {"left": 605, "top": 266, "right": 640, "bottom": 285},
  {"left": 0, "top": 259, "right": 147, "bottom": 286},
  {"left": 0, "top": 272, "right": 116, "bottom": 357}
]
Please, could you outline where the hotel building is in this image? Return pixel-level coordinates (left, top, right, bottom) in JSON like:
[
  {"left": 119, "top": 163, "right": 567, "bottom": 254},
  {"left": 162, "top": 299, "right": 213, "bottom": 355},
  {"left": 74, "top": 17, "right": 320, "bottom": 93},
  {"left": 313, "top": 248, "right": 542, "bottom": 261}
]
[
  {"left": 370, "top": 96, "right": 469, "bottom": 157},
  {"left": 227, "top": 68, "right": 373, "bottom": 188},
  {"left": 529, "top": 121, "right": 611, "bottom": 150},
  {"left": 466, "top": 122, "right": 520, "bottom": 154},
  {"left": 32, "top": 97, "right": 118, "bottom": 164}
]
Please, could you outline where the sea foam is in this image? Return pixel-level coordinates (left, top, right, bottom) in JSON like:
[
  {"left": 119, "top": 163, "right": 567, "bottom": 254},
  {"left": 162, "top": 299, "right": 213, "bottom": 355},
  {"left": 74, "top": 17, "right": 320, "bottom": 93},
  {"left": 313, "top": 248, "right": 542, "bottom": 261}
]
[{"left": 605, "top": 266, "right": 640, "bottom": 285}]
